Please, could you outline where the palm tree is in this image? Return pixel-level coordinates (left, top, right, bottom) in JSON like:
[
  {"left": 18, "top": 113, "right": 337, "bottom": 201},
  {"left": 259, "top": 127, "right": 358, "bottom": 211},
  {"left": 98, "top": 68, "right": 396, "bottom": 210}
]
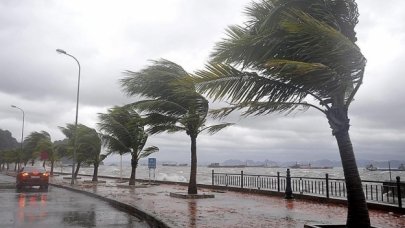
[
  {"left": 121, "top": 59, "right": 233, "bottom": 194},
  {"left": 24, "top": 131, "right": 51, "bottom": 167},
  {"left": 77, "top": 128, "right": 104, "bottom": 182},
  {"left": 34, "top": 131, "right": 63, "bottom": 175},
  {"left": 194, "top": 0, "right": 368, "bottom": 226},
  {"left": 98, "top": 106, "right": 158, "bottom": 185},
  {"left": 59, "top": 124, "right": 102, "bottom": 179}
]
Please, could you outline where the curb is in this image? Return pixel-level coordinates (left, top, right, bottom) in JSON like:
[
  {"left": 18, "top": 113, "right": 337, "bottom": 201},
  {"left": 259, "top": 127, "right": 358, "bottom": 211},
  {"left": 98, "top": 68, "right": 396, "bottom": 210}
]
[{"left": 49, "top": 182, "right": 171, "bottom": 228}]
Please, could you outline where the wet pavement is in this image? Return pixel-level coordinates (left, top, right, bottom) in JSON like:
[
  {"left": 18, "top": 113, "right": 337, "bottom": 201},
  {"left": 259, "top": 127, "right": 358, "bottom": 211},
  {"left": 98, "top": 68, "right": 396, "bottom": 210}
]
[
  {"left": 0, "top": 174, "right": 149, "bottom": 228},
  {"left": 49, "top": 175, "right": 405, "bottom": 228}
]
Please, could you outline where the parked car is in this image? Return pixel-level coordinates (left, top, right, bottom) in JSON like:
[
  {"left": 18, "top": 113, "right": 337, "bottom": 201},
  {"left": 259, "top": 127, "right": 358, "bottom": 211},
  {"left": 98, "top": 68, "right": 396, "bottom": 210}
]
[{"left": 16, "top": 166, "right": 49, "bottom": 190}]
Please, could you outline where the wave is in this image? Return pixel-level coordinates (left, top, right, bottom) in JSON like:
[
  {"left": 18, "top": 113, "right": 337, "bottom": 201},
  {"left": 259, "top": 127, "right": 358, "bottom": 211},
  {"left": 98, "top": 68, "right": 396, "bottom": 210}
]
[{"left": 158, "top": 173, "right": 187, "bottom": 182}]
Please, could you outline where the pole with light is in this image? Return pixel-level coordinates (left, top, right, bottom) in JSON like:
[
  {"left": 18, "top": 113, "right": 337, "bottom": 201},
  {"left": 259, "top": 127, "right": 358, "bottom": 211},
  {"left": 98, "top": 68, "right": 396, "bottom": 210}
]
[
  {"left": 56, "top": 49, "right": 81, "bottom": 185},
  {"left": 11, "top": 105, "right": 24, "bottom": 170}
]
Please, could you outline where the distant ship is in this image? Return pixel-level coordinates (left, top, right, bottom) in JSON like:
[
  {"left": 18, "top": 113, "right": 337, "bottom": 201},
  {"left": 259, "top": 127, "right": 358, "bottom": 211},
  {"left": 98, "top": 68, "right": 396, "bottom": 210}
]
[
  {"left": 161, "top": 162, "right": 188, "bottom": 167},
  {"left": 162, "top": 162, "right": 177, "bottom": 167},
  {"left": 207, "top": 162, "right": 275, "bottom": 168},
  {"left": 366, "top": 164, "right": 378, "bottom": 171},
  {"left": 208, "top": 163, "right": 246, "bottom": 168},
  {"left": 289, "top": 162, "right": 333, "bottom": 169},
  {"left": 366, "top": 163, "right": 405, "bottom": 171}
]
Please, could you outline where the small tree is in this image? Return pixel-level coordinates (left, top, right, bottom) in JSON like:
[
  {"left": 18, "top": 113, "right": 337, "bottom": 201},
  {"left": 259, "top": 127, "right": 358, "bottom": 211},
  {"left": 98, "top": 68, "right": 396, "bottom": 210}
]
[
  {"left": 0, "top": 149, "right": 17, "bottom": 170},
  {"left": 98, "top": 106, "right": 158, "bottom": 185},
  {"left": 0, "top": 129, "right": 19, "bottom": 152},
  {"left": 34, "top": 133, "right": 62, "bottom": 176},
  {"left": 59, "top": 124, "right": 102, "bottom": 179},
  {"left": 24, "top": 131, "right": 50, "bottom": 167},
  {"left": 78, "top": 128, "right": 104, "bottom": 182}
]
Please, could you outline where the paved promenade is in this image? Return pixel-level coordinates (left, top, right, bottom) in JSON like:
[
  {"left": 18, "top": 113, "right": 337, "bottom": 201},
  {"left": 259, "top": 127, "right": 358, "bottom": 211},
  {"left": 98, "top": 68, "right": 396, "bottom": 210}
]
[{"left": 50, "top": 175, "right": 405, "bottom": 228}]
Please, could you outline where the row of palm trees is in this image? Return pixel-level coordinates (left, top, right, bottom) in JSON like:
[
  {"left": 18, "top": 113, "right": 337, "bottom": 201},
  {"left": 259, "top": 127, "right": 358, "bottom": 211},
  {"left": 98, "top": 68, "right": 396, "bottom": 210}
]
[
  {"left": 3, "top": 0, "right": 369, "bottom": 226},
  {"left": 0, "top": 107, "right": 159, "bottom": 185},
  {"left": 118, "top": 0, "right": 369, "bottom": 227}
]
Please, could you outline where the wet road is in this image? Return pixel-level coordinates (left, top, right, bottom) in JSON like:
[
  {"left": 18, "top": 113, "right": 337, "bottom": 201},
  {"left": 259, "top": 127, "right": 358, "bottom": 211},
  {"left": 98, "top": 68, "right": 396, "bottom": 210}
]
[{"left": 0, "top": 174, "right": 149, "bottom": 228}]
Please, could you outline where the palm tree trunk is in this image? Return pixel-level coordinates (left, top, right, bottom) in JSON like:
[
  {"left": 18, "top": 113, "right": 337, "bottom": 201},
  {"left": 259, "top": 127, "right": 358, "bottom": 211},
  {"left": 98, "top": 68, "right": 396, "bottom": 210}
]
[
  {"left": 74, "top": 161, "right": 81, "bottom": 179},
  {"left": 327, "top": 106, "right": 370, "bottom": 227},
  {"left": 50, "top": 160, "right": 54, "bottom": 176},
  {"left": 92, "top": 162, "right": 99, "bottom": 182},
  {"left": 188, "top": 135, "right": 198, "bottom": 194},
  {"left": 129, "top": 156, "right": 137, "bottom": 185},
  {"left": 335, "top": 130, "right": 370, "bottom": 227}
]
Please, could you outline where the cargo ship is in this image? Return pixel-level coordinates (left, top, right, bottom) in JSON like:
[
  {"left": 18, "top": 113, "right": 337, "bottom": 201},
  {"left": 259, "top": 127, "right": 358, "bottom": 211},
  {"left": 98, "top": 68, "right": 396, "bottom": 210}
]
[
  {"left": 207, "top": 163, "right": 246, "bottom": 168},
  {"left": 289, "top": 162, "right": 333, "bottom": 169}
]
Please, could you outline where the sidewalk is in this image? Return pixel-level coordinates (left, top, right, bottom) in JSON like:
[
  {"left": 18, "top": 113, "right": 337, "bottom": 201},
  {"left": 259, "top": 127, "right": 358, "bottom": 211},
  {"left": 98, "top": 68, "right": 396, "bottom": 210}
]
[{"left": 50, "top": 175, "right": 405, "bottom": 228}]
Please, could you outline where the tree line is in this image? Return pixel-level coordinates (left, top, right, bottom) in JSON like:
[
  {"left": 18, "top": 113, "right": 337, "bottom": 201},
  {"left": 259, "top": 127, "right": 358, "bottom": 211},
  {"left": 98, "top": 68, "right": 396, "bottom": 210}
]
[{"left": 0, "top": 107, "right": 160, "bottom": 185}]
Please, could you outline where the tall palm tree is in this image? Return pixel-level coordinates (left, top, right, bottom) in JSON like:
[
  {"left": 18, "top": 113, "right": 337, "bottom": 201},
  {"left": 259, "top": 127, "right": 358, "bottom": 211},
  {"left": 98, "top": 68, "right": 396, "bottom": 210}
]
[
  {"left": 194, "top": 0, "right": 368, "bottom": 226},
  {"left": 98, "top": 106, "right": 158, "bottom": 185},
  {"left": 121, "top": 59, "right": 233, "bottom": 194}
]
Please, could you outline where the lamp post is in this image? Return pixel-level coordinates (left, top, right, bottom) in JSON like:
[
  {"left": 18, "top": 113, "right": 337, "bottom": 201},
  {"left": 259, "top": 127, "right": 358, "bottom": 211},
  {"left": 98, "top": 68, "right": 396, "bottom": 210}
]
[
  {"left": 56, "top": 48, "right": 81, "bottom": 185},
  {"left": 11, "top": 105, "right": 24, "bottom": 170}
]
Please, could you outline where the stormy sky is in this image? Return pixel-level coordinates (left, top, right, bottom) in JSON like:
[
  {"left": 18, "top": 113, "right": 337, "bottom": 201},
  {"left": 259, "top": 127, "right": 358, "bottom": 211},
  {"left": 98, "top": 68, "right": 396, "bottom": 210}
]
[{"left": 1, "top": 0, "right": 404, "bottom": 164}]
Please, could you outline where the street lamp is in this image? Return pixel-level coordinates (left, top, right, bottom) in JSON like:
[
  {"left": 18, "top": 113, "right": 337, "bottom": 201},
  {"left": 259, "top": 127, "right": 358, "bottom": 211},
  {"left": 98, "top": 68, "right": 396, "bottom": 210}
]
[
  {"left": 56, "top": 48, "right": 81, "bottom": 185},
  {"left": 11, "top": 105, "right": 24, "bottom": 170}
]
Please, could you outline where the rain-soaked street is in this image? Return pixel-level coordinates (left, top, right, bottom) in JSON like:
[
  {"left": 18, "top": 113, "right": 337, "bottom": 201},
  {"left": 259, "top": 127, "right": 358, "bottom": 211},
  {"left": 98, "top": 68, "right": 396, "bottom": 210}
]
[
  {"left": 0, "top": 174, "right": 149, "bottom": 228},
  {"left": 51, "top": 174, "right": 405, "bottom": 228},
  {"left": 2, "top": 173, "right": 405, "bottom": 227}
]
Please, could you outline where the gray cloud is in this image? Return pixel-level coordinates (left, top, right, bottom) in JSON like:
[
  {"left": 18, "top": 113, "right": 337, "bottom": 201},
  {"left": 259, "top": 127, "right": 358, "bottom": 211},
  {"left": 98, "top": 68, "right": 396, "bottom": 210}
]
[{"left": 1, "top": 0, "right": 404, "bottom": 164}]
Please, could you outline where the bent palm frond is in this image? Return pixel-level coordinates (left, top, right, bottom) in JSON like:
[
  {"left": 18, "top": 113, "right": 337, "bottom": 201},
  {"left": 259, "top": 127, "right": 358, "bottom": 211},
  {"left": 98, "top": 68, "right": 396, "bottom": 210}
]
[
  {"left": 100, "top": 134, "right": 129, "bottom": 154},
  {"left": 128, "top": 100, "right": 188, "bottom": 117},
  {"left": 209, "top": 101, "right": 316, "bottom": 119},
  {"left": 200, "top": 123, "right": 235, "bottom": 135},
  {"left": 139, "top": 146, "right": 159, "bottom": 159},
  {"left": 195, "top": 63, "right": 307, "bottom": 104},
  {"left": 197, "top": 0, "right": 365, "bottom": 119}
]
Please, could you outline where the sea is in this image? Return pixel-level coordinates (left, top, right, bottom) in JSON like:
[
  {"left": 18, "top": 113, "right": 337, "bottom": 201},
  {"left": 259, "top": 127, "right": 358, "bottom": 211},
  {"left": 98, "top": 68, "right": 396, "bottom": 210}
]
[{"left": 57, "top": 164, "right": 405, "bottom": 184}]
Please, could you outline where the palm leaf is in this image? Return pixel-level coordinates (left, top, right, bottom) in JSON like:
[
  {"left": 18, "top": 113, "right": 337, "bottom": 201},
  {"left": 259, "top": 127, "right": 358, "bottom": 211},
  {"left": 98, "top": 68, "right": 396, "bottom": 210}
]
[
  {"left": 200, "top": 123, "right": 235, "bottom": 135},
  {"left": 139, "top": 146, "right": 159, "bottom": 159},
  {"left": 100, "top": 134, "right": 129, "bottom": 154},
  {"left": 129, "top": 99, "right": 188, "bottom": 117},
  {"left": 208, "top": 1, "right": 365, "bottom": 109},
  {"left": 195, "top": 63, "right": 307, "bottom": 104},
  {"left": 121, "top": 59, "right": 190, "bottom": 100},
  {"left": 146, "top": 124, "right": 185, "bottom": 135}
]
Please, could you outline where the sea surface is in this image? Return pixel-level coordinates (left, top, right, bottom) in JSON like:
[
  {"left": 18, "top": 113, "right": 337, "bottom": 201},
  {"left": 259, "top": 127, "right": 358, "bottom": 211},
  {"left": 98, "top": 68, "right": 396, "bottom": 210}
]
[{"left": 57, "top": 164, "right": 405, "bottom": 184}]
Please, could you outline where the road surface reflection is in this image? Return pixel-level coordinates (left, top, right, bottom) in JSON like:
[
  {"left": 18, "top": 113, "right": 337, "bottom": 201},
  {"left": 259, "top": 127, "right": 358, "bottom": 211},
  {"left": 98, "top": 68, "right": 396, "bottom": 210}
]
[{"left": 17, "top": 191, "right": 48, "bottom": 223}]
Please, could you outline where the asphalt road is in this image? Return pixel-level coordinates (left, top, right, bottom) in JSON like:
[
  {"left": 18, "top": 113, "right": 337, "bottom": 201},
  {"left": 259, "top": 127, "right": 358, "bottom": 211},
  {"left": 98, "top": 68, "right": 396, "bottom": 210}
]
[{"left": 0, "top": 174, "right": 149, "bottom": 228}]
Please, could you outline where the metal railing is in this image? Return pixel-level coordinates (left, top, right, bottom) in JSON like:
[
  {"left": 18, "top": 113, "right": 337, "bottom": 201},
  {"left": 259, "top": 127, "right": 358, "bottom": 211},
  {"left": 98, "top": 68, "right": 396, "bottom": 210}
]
[{"left": 212, "top": 170, "right": 404, "bottom": 208}]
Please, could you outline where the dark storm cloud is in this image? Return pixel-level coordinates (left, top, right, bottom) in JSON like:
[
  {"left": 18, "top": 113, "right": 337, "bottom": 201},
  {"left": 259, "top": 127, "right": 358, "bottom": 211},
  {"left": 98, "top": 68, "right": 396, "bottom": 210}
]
[{"left": 1, "top": 0, "right": 404, "bottom": 163}]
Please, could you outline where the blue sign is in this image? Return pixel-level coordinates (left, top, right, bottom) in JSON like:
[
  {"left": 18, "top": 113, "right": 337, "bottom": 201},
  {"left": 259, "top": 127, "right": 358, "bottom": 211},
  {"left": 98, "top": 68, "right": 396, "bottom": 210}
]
[{"left": 148, "top": 158, "right": 156, "bottom": 169}]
